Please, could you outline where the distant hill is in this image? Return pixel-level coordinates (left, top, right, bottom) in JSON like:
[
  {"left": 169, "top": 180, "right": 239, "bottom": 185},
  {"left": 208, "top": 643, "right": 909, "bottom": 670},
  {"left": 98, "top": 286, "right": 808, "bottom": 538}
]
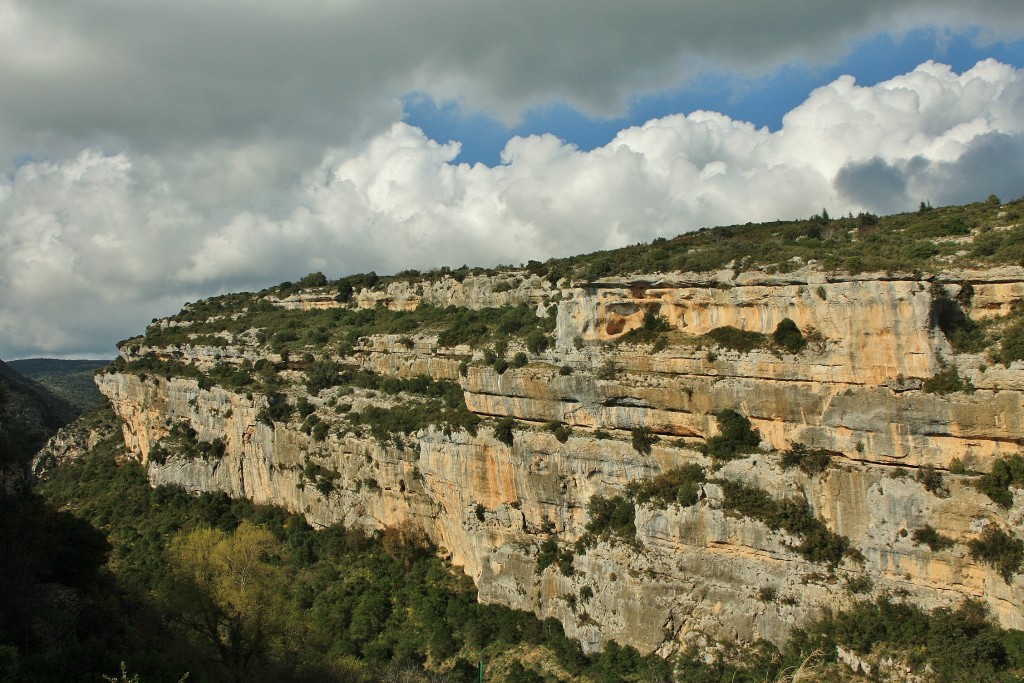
[
  {"left": 9, "top": 358, "right": 111, "bottom": 412},
  {"left": 0, "top": 360, "right": 77, "bottom": 478}
]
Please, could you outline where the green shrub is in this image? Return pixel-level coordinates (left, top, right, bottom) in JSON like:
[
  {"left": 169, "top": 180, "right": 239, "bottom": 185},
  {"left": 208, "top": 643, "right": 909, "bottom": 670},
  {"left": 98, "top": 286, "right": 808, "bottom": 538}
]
[
  {"left": 536, "top": 537, "right": 559, "bottom": 574},
  {"left": 494, "top": 418, "right": 515, "bottom": 446},
  {"left": 596, "top": 360, "right": 618, "bottom": 380},
  {"left": 780, "top": 445, "right": 833, "bottom": 475},
  {"left": 311, "top": 421, "right": 329, "bottom": 442},
  {"left": 207, "top": 362, "right": 255, "bottom": 389},
  {"left": 969, "top": 526, "right": 1024, "bottom": 583},
  {"left": 931, "top": 282, "right": 987, "bottom": 352},
  {"left": 618, "top": 309, "right": 671, "bottom": 344},
  {"left": 771, "top": 318, "right": 807, "bottom": 354},
  {"left": 626, "top": 464, "right": 705, "bottom": 508},
  {"left": 298, "top": 271, "right": 328, "bottom": 288},
  {"left": 704, "top": 326, "right": 767, "bottom": 353},
  {"left": 525, "top": 329, "right": 549, "bottom": 355},
  {"left": 720, "top": 479, "right": 851, "bottom": 567},
  {"left": 912, "top": 525, "right": 956, "bottom": 551},
  {"left": 630, "top": 426, "right": 658, "bottom": 455},
  {"left": 844, "top": 575, "right": 873, "bottom": 594},
  {"left": 923, "top": 366, "right": 972, "bottom": 395},
  {"left": 998, "top": 319, "right": 1024, "bottom": 365},
  {"left": 584, "top": 495, "right": 636, "bottom": 544},
  {"left": 917, "top": 466, "right": 949, "bottom": 497},
  {"left": 296, "top": 396, "right": 315, "bottom": 418},
  {"left": 257, "top": 392, "right": 293, "bottom": 426},
  {"left": 703, "top": 409, "right": 760, "bottom": 460},
  {"left": 977, "top": 455, "right": 1024, "bottom": 507},
  {"left": 305, "top": 360, "right": 343, "bottom": 395},
  {"left": 545, "top": 422, "right": 572, "bottom": 443}
]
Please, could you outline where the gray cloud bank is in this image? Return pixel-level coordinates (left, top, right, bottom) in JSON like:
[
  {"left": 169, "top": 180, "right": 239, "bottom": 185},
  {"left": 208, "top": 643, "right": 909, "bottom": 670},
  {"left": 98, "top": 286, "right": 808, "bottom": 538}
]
[{"left": 1, "top": 1, "right": 1023, "bottom": 357}]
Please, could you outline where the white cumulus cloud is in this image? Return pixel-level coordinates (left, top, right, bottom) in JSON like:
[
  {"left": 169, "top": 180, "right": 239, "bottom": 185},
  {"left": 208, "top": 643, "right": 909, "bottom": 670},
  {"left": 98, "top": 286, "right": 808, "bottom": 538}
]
[{"left": 2, "top": 59, "right": 1021, "bottom": 358}]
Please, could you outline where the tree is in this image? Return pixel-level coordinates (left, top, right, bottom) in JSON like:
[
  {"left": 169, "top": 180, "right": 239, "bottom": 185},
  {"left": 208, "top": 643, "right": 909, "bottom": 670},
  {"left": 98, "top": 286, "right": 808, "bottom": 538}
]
[
  {"left": 163, "top": 522, "right": 299, "bottom": 682},
  {"left": 525, "top": 329, "right": 549, "bottom": 355},
  {"left": 771, "top": 318, "right": 806, "bottom": 354},
  {"left": 494, "top": 418, "right": 515, "bottom": 446},
  {"left": 704, "top": 409, "right": 761, "bottom": 460},
  {"left": 630, "top": 426, "right": 658, "bottom": 455},
  {"left": 298, "top": 271, "right": 328, "bottom": 288}
]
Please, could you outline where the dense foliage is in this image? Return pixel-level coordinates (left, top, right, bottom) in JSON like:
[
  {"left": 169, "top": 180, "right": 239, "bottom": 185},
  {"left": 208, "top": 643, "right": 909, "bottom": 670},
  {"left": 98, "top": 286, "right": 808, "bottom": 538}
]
[
  {"left": 702, "top": 409, "right": 761, "bottom": 460},
  {"left": 4, "top": 430, "right": 681, "bottom": 683},
  {"left": 702, "top": 326, "right": 767, "bottom": 353},
  {"left": 626, "top": 464, "right": 705, "bottom": 508},
  {"left": 779, "top": 444, "right": 833, "bottom": 476},
  {"left": 548, "top": 196, "right": 1022, "bottom": 281},
  {"left": 581, "top": 495, "right": 637, "bottom": 546},
  {"left": 719, "top": 479, "right": 852, "bottom": 567},
  {"left": 977, "top": 455, "right": 1024, "bottom": 507},
  {"left": 968, "top": 525, "right": 1024, "bottom": 583},
  {"left": 797, "top": 598, "right": 1024, "bottom": 683},
  {"left": 770, "top": 318, "right": 806, "bottom": 354},
  {"left": 630, "top": 426, "right": 659, "bottom": 455}
]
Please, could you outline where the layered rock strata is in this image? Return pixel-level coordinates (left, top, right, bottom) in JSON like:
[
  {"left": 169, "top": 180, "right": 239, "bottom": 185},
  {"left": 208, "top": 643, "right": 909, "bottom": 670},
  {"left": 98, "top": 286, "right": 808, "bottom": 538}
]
[{"left": 98, "top": 266, "right": 1024, "bottom": 653}]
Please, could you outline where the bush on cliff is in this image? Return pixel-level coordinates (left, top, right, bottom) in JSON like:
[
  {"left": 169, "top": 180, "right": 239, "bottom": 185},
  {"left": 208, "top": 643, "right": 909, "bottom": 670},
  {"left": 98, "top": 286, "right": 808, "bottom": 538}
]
[
  {"left": 305, "top": 360, "right": 343, "bottom": 394},
  {"left": 703, "top": 409, "right": 761, "bottom": 460},
  {"left": 780, "top": 444, "right": 833, "bottom": 475},
  {"left": 703, "top": 326, "right": 767, "bottom": 353},
  {"left": 627, "top": 464, "right": 705, "bottom": 508},
  {"left": 493, "top": 418, "right": 515, "bottom": 446},
  {"left": 977, "top": 454, "right": 1024, "bottom": 507},
  {"left": 911, "top": 524, "right": 955, "bottom": 551},
  {"left": 257, "top": 392, "right": 293, "bottom": 426},
  {"left": 997, "top": 318, "right": 1024, "bottom": 366},
  {"left": 618, "top": 309, "right": 671, "bottom": 345},
  {"left": 771, "top": 318, "right": 806, "bottom": 354},
  {"left": 922, "top": 366, "right": 973, "bottom": 395},
  {"left": 968, "top": 525, "right": 1024, "bottom": 583},
  {"left": 630, "top": 426, "right": 658, "bottom": 455},
  {"left": 720, "top": 479, "right": 851, "bottom": 567},
  {"left": 583, "top": 495, "right": 636, "bottom": 545}
]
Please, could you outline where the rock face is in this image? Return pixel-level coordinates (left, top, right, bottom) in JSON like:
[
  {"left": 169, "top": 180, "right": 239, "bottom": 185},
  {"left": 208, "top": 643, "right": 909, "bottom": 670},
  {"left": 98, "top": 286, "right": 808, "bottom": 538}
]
[
  {"left": 31, "top": 412, "right": 119, "bottom": 480},
  {"left": 97, "top": 266, "right": 1024, "bottom": 654}
]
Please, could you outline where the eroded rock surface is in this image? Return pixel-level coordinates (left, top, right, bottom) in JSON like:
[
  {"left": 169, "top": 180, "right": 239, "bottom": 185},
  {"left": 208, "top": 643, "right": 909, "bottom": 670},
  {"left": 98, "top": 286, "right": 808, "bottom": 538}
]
[{"left": 97, "top": 266, "right": 1024, "bottom": 653}]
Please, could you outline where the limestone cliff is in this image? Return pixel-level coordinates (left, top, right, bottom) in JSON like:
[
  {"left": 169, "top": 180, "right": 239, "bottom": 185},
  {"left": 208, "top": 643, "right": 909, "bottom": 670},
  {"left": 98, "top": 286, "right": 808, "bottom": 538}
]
[{"left": 96, "top": 261, "right": 1024, "bottom": 655}]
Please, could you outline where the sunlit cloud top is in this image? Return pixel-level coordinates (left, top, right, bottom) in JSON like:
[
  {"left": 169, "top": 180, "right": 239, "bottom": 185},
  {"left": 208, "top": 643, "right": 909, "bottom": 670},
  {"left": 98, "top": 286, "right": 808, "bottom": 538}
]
[{"left": 1, "top": 1, "right": 1023, "bottom": 358}]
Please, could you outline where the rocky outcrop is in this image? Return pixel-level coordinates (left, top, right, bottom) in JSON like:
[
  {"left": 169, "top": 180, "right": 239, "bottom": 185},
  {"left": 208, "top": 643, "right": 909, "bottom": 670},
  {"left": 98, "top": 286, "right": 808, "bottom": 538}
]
[
  {"left": 97, "top": 265, "right": 1024, "bottom": 654},
  {"left": 31, "top": 411, "right": 119, "bottom": 480}
]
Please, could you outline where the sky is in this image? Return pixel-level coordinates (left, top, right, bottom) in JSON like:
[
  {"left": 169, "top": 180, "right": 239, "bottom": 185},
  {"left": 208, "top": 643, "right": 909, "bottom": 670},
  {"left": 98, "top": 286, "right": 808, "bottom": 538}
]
[{"left": 1, "top": 2, "right": 1023, "bottom": 360}]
